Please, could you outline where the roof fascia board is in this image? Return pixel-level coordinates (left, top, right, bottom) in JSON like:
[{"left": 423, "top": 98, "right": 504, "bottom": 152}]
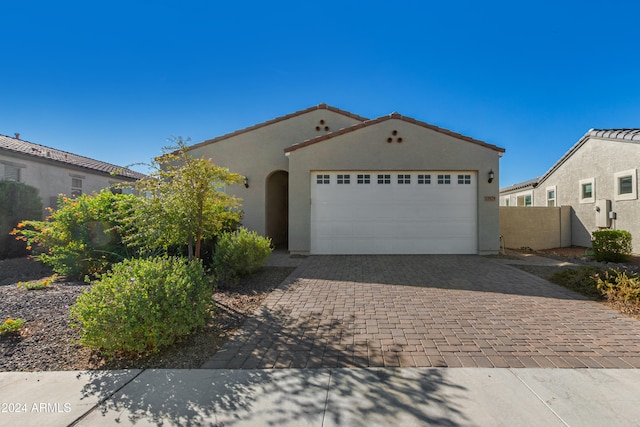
[
  {"left": 0, "top": 148, "right": 141, "bottom": 180},
  {"left": 284, "top": 113, "right": 505, "bottom": 154},
  {"left": 187, "top": 103, "right": 369, "bottom": 151}
]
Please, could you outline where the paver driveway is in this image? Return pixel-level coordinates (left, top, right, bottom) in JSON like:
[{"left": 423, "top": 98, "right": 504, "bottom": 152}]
[{"left": 203, "top": 255, "right": 640, "bottom": 369}]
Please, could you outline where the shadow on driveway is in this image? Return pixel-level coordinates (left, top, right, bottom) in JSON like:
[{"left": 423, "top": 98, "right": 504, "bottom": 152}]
[{"left": 292, "top": 255, "right": 585, "bottom": 300}]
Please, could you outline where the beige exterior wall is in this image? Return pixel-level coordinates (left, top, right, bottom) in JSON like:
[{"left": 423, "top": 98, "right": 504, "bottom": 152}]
[
  {"left": 186, "top": 109, "right": 363, "bottom": 236},
  {"left": 531, "top": 137, "right": 640, "bottom": 253},
  {"left": 500, "top": 206, "right": 571, "bottom": 250},
  {"left": 0, "top": 154, "right": 133, "bottom": 216},
  {"left": 287, "top": 119, "right": 502, "bottom": 255}
]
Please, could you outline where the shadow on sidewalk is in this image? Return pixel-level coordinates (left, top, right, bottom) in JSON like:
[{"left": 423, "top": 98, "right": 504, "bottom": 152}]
[{"left": 77, "top": 367, "right": 468, "bottom": 426}]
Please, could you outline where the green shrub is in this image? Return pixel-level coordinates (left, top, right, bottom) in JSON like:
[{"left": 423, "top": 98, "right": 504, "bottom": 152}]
[
  {"left": 597, "top": 269, "right": 640, "bottom": 304},
  {"left": 0, "top": 318, "right": 25, "bottom": 335},
  {"left": 0, "top": 181, "right": 42, "bottom": 259},
  {"left": 213, "top": 228, "right": 272, "bottom": 284},
  {"left": 17, "top": 275, "right": 57, "bottom": 290},
  {"left": 592, "top": 230, "right": 632, "bottom": 263},
  {"left": 69, "top": 256, "right": 212, "bottom": 355},
  {"left": 548, "top": 267, "right": 607, "bottom": 300},
  {"left": 11, "top": 190, "right": 140, "bottom": 278}
]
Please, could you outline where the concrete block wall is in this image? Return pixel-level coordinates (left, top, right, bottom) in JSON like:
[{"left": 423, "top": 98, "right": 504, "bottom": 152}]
[{"left": 500, "top": 206, "right": 571, "bottom": 250}]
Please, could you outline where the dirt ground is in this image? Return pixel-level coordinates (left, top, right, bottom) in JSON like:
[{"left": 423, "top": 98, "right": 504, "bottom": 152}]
[
  {"left": 516, "top": 246, "right": 640, "bottom": 266},
  {"left": 0, "top": 257, "right": 54, "bottom": 285},
  {"left": 1, "top": 257, "right": 295, "bottom": 371}
]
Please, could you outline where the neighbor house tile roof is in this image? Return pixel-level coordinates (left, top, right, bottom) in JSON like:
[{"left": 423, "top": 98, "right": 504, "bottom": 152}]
[
  {"left": 0, "top": 134, "right": 146, "bottom": 180},
  {"left": 499, "top": 177, "right": 539, "bottom": 193},
  {"left": 590, "top": 128, "right": 640, "bottom": 141},
  {"left": 284, "top": 112, "right": 505, "bottom": 154},
  {"left": 187, "top": 103, "right": 370, "bottom": 151},
  {"left": 536, "top": 128, "right": 640, "bottom": 186}
]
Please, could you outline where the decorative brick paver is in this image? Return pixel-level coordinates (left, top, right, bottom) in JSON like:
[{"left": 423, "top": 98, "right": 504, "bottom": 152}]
[{"left": 202, "top": 255, "right": 640, "bottom": 369}]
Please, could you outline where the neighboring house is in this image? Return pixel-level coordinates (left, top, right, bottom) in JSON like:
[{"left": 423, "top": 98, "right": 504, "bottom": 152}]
[
  {"left": 499, "top": 178, "right": 538, "bottom": 207},
  {"left": 185, "top": 103, "right": 505, "bottom": 255},
  {"left": 0, "top": 133, "right": 145, "bottom": 214},
  {"left": 500, "top": 129, "right": 640, "bottom": 253}
]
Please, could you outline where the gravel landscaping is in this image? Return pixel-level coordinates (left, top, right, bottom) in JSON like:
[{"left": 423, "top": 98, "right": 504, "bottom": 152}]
[{"left": 0, "top": 257, "right": 295, "bottom": 372}]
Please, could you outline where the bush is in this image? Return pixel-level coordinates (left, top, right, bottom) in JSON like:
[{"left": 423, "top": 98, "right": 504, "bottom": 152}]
[
  {"left": 0, "top": 181, "right": 42, "bottom": 259},
  {"left": 597, "top": 269, "right": 640, "bottom": 304},
  {"left": 213, "top": 228, "right": 272, "bottom": 284},
  {"left": 548, "top": 267, "right": 607, "bottom": 300},
  {"left": 592, "top": 230, "right": 632, "bottom": 263},
  {"left": 11, "top": 190, "right": 140, "bottom": 278},
  {"left": 0, "top": 318, "right": 25, "bottom": 335},
  {"left": 69, "top": 256, "right": 212, "bottom": 355}
]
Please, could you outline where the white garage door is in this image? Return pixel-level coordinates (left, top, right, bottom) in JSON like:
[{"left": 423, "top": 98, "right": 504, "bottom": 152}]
[{"left": 310, "top": 171, "right": 477, "bottom": 254}]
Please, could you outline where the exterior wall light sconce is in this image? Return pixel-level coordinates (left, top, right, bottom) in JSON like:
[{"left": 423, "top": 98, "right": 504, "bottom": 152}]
[
  {"left": 488, "top": 170, "right": 495, "bottom": 183},
  {"left": 243, "top": 177, "right": 249, "bottom": 188}
]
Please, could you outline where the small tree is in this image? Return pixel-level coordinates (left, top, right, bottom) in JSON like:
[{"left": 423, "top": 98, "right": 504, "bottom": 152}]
[{"left": 126, "top": 138, "right": 243, "bottom": 260}]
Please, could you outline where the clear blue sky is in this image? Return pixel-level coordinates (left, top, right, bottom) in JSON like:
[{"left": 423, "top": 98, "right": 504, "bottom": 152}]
[{"left": 3, "top": 0, "right": 638, "bottom": 187}]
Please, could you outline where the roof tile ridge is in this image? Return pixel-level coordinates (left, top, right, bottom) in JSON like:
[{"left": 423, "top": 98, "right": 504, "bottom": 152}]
[
  {"left": 286, "top": 113, "right": 504, "bottom": 153},
  {"left": 1, "top": 134, "right": 145, "bottom": 179},
  {"left": 188, "top": 103, "right": 369, "bottom": 151}
]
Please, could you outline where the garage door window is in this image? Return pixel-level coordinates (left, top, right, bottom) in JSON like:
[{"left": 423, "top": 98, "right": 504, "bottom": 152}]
[
  {"left": 458, "top": 174, "right": 471, "bottom": 184},
  {"left": 397, "top": 174, "right": 411, "bottom": 184},
  {"left": 357, "top": 174, "right": 370, "bottom": 184},
  {"left": 418, "top": 174, "right": 431, "bottom": 184},
  {"left": 316, "top": 174, "right": 330, "bottom": 184},
  {"left": 377, "top": 174, "right": 391, "bottom": 184},
  {"left": 337, "top": 174, "right": 350, "bottom": 184},
  {"left": 437, "top": 174, "right": 451, "bottom": 184}
]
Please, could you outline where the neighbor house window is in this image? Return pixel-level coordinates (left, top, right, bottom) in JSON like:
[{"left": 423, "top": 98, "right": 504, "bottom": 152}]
[
  {"left": 619, "top": 177, "right": 633, "bottom": 194},
  {"left": 505, "top": 198, "right": 510, "bottom": 206},
  {"left": 579, "top": 178, "right": 595, "bottom": 204},
  {"left": 3, "top": 164, "right": 21, "bottom": 182},
  {"left": 316, "top": 174, "right": 330, "bottom": 184},
  {"left": 614, "top": 169, "right": 637, "bottom": 201},
  {"left": 377, "top": 174, "right": 391, "bottom": 184},
  {"left": 437, "top": 174, "right": 451, "bottom": 184},
  {"left": 457, "top": 174, "right": 471, "bottom": 184},
  {"left": 357, "top": 174, "right": 370, "bottom": 184},
  {"left": 71, "top": 177, "right": 83, "bottom": 197},
  {"left": 546, "top": 186, "right": 556, "bottom": 207},
  {"left": 417, "top": 174, "right": 431, "bottom": 184},
  {"left": 397, "top": 174, "right": 411, "bottom": 184},
  {"left": 516, "top": 194, "right": 532, "bottom": 207},
  {"left": 337, "top": 174, "right": 350, "bottom": 184}
]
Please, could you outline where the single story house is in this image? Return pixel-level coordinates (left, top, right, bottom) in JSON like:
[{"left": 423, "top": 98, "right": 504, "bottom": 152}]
[
  {"left": 0, "top": 133, "right": 145, "bottom": 214},
  {"left": 500, "top": 129, "right": 640, "bottom": 253},
  {"left": 186, "top": 104, "right": 505, "bottom": 255}
]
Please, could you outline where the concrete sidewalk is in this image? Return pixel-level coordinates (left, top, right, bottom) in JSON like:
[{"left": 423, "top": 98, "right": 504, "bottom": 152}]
[{"left": 1, "top": 367, "right": 640, "bottom": 426}]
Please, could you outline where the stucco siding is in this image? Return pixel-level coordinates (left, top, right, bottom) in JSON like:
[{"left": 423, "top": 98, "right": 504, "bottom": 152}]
[
  {"left": 186, "top": 109, "right": 363, "bottom": 235},
  {"left": 287, "top": 119, "right": 501, "bottom": 254},
  {"left": 1, "top": 153, "right": 132, "bottom": 215},
  {"left": 532, "top": 137, "right": 640, "bottom": 253}
]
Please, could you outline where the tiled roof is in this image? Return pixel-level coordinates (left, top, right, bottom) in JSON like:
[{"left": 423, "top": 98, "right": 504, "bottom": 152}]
[
  {"left": 537, "top": 128, "right": 640, "bottom": 186},
  {"left": 187, "top": 103, "right": 370, "bottom": 151},
  {"left": 590, "top": 128, "right": 640, "bottom": 141},
  {"left": 499, "top": 177, "right": 539, "bottom": 193},
  {"left": 0, "top": 134, "right": 146, "bottom": 180},
  {"left": 284, "top": 112, "right": 505, "bottom": 154}
]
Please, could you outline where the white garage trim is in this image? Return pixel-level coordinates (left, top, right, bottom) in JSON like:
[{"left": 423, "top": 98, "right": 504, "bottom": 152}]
[{"left": 310, "top": 171, "right": 478, "bottom": 254}]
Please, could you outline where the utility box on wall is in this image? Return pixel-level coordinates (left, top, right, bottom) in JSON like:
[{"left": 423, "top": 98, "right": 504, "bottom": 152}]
[{"left": 595, "top": 199, "right": 611, "bottom": 228}]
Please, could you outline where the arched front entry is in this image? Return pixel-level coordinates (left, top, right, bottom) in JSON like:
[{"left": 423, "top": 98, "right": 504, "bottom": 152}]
[{"left": 266, "top": 170, "right": 289, "bottom": 248}]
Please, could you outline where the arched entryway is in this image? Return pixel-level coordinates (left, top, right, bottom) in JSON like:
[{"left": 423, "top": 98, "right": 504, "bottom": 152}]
[{"left": 266, "top": 170, "right": 289, "bottom": 248}]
